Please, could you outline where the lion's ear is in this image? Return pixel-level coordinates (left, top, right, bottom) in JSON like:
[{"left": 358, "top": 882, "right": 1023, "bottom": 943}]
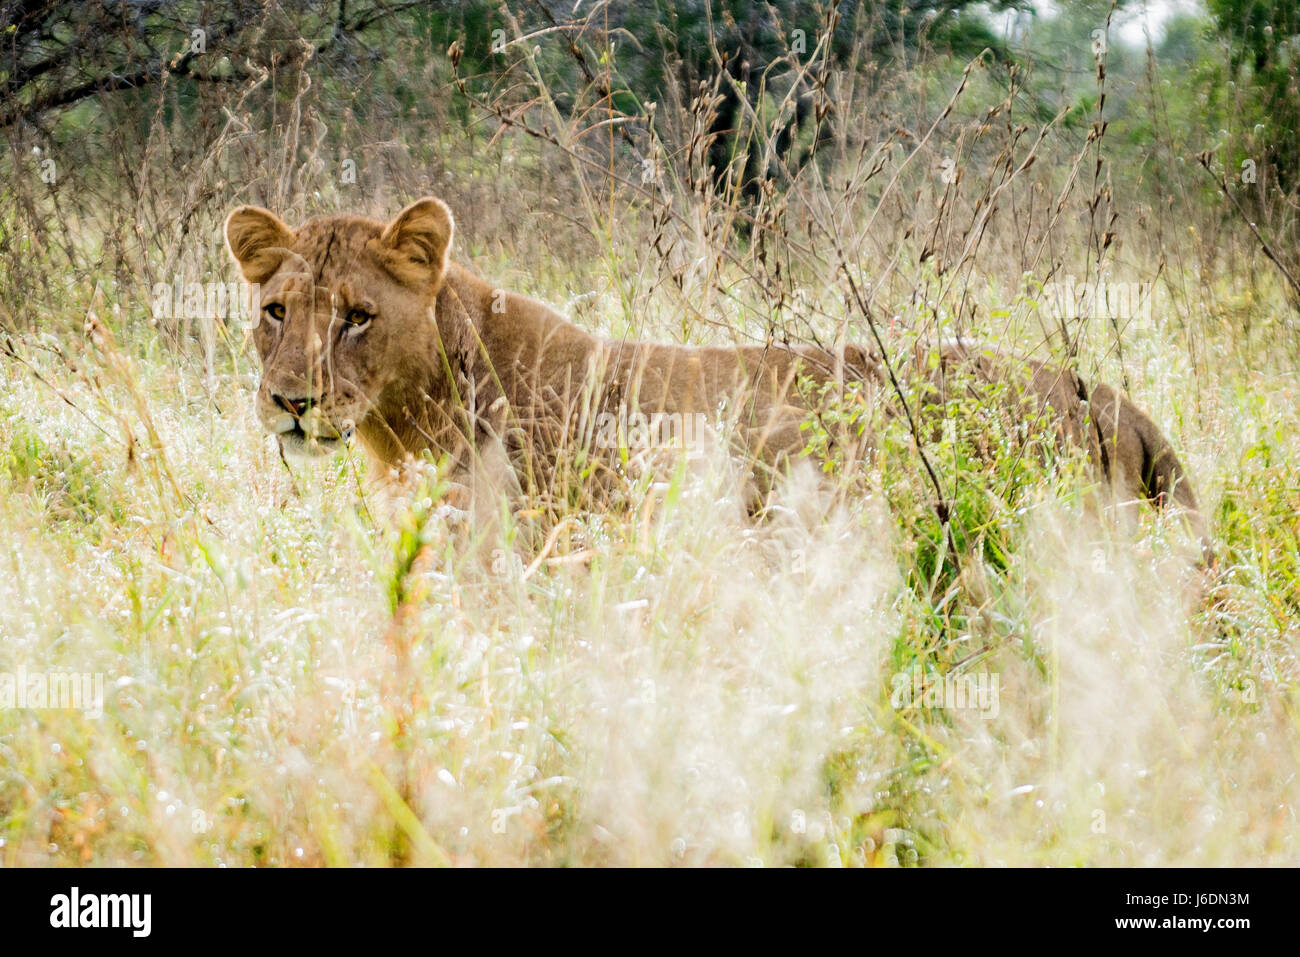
[
  {"left": 224, "top": 206, "right": 295, "bottom": 284},
  {"left": 377, "top": 197, "right": 453, "bottom": 286}
]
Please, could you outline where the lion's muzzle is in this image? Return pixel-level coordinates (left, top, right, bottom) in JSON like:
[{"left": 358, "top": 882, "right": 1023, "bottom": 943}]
[{"left": 258, "top": 390, "right": 355, "bottom": 458}]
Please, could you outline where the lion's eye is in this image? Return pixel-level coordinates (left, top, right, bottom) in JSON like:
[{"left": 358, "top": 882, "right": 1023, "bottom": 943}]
[
  {"left": 263, "top": 302, "right": 285, "bottom": 322},
  {"left": 344, "top": 307, "right": 373, "bottom": 327}
]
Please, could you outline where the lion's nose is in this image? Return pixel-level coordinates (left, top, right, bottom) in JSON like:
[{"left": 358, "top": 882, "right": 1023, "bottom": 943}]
[{"left": 272, "top": 393, "right": 316, "bottom": 418}]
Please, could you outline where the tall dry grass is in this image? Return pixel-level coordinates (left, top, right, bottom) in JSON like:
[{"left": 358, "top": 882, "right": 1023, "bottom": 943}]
[{"left": 0, "top": 6, "right": 1297, "bottom": 866}]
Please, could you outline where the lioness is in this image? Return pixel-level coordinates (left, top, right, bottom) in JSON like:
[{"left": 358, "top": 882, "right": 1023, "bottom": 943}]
[{"left": 224, "top": 196, "right": 1205, "bottom": 546}]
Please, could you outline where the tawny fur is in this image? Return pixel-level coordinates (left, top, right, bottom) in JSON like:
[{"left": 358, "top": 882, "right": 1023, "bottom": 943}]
[{"left": 224, "top": 196, "right": 1205, "bottom": 544}]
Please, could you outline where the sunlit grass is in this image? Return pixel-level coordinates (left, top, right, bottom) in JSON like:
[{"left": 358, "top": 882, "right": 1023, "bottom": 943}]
[{"left": 0, "top": 261, "right": 1297, "bottom": 867}]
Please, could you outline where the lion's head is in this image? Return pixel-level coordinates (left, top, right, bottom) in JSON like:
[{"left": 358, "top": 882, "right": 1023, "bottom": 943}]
[{"left": 223, "top": 197, "right": 457, "bottom": 458}]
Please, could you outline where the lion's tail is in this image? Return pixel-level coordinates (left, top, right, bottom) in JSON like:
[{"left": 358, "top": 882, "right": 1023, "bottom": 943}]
[{"left": 1092, "top": 384, "right": 1213, "bottom": 563}]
